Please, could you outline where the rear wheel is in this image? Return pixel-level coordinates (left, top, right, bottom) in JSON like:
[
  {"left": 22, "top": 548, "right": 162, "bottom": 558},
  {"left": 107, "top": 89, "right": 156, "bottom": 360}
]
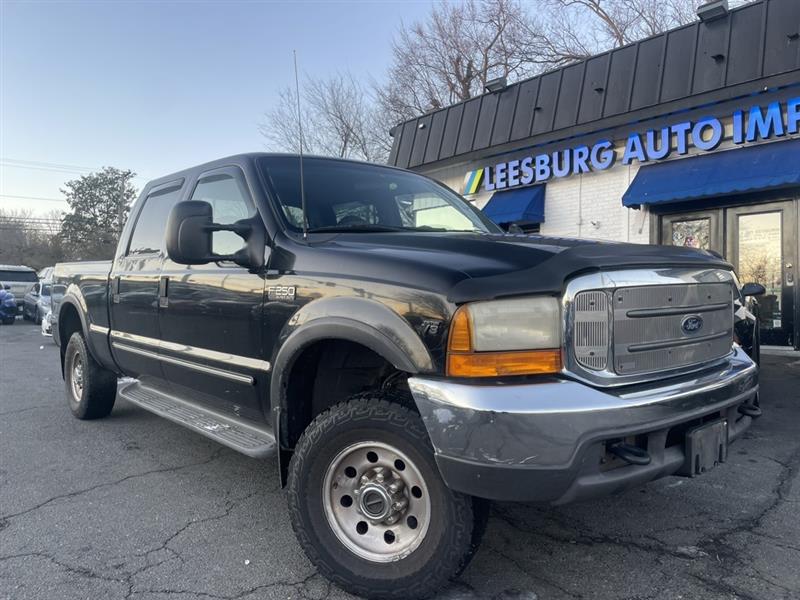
[
  {"left": 287, "top": 397, "right": 484, "bottom": 600},
  {"left": 64, "top": 332, "right": 117, "bottom": 419}
]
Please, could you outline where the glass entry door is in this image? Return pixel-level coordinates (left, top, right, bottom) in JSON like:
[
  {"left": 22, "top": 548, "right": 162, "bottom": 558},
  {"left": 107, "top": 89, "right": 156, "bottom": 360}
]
[{"left": 726, "top": 202, "right": 797, "bottom": 347}]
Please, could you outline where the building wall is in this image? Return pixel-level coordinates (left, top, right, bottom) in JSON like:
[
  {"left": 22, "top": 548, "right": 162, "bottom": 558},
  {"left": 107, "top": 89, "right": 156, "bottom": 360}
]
[
  {"left": 422, "top": 104, "right": 800, "bottom": 246},
  {"left": 425, "top": 151, "right": 649, "bottom": 243}
]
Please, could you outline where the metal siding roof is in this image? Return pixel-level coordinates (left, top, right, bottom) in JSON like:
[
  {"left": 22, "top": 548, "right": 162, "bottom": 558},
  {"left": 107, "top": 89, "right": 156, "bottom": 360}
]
[{"left": 388, "top": 0, "right": 800, "bottom": 170}]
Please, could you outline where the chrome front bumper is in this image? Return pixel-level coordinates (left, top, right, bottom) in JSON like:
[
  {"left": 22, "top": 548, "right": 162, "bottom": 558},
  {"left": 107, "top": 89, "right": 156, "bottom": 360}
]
[{"left": 408, "top": 347, "right": 758, "bottom": 504}]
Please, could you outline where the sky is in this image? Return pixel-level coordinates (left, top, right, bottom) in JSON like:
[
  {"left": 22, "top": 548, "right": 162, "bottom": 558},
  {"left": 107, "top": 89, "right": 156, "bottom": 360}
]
[{"left": 0, "top": 0, "right": 434, "bottom": 215}]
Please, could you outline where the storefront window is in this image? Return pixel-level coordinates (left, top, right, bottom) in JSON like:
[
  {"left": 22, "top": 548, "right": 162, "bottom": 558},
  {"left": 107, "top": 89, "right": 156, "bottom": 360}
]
[
  {"left": 738, "top": 212, "right": 783, "bottom": 331},
  {"left": 670, "top": 218, "right": 710, "bottom": 249}
]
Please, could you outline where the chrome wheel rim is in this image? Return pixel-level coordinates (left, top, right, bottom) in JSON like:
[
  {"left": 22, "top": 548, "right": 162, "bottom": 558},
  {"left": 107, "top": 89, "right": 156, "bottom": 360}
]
[
  {"left": 322, "top": 441, "right": 431, "bottom": 563},
  {"left": 70, "top": 354, "right": 84, "bottom": 401}
]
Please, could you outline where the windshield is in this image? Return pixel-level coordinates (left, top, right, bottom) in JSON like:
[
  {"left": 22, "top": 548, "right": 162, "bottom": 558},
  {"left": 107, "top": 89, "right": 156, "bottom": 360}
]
[
  {"left": 0, "top": 270, "right": 37, "bottom": 282},
  {"left": 260, "top": 157, "right": 500, "bottom": 234}
]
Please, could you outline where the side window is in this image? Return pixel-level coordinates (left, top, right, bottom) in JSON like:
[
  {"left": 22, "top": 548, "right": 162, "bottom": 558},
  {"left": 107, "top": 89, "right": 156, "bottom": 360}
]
[
  {"left": 128, "top": 184, "right": 183, "bottom": 255},
  {"left": 191, "top": 171, "right": 255, "bottom": 256}
]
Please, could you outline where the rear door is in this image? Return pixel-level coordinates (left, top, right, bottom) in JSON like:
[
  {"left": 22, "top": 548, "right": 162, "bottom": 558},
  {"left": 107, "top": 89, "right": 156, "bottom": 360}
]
[
  {"left": 158, "top": 166, "right": 268, "bottom": 422},
  {"left": 109, "top": 179, "right": 184, "bottom": 382}
]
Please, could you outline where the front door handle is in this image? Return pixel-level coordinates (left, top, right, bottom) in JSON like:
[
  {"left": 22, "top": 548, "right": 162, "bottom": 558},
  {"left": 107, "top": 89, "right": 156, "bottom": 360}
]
[
  {"left": 112, "top": 276, "right": 121, "bottom": 304},
  {"left": 158, "top": 276, "right": 169, "bottom": 308}
]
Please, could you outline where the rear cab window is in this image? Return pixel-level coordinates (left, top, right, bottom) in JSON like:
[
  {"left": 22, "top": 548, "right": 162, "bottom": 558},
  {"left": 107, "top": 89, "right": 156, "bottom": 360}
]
[{"left": 127, "top": 181, "right": 184, "bottom": 255}]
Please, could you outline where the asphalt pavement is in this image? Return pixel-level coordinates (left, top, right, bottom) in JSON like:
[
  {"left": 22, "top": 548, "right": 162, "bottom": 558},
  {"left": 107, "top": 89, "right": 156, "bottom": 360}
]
[{"left": 1, "top": 319, "right": 799, "bottom": 600}]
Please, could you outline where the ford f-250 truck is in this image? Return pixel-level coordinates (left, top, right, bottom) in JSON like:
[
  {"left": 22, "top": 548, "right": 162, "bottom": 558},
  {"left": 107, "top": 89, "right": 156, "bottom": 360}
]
[{"left": 53, "top": 153, "right": 761, "bottom": 600}]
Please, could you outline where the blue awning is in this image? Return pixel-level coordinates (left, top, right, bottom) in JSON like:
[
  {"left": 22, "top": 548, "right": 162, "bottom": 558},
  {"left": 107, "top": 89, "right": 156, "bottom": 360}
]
[
  {"left": 622, "top": 139, "right": 800, "bottom": 208},
  {"left": 481, "top": 185, "right": 545, "bottom": 225}
]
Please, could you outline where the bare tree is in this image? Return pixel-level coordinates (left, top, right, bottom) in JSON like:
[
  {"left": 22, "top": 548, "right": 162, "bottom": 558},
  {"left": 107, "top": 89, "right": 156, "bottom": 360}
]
[
  {"left": 375, "top": 0, "right": 545, "bottom": 126},
  {"left": 260, "top": 72, "right": 387, "bottom": 162},
  {"left": 539, "top": 0, "right": 754, "bottom": 64},
  {"left": 0, "top": 209, "right": 66, "bottom": 269}
]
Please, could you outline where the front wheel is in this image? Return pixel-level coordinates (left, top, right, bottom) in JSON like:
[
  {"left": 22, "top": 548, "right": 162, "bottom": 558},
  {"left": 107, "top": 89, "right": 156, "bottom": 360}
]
[{"left": 287, "top": 398, "right": 484, "bottom": 600}]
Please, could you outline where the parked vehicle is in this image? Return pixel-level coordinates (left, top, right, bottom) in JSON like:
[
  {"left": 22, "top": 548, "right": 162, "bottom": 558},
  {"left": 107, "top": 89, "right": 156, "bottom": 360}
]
[
  {"left": 0, "top": 285, "right": 17, "bottom": 324},
  {"left": 0, "top": 265, "right": 37, "bottom": 313},
  {"left": 22, "top": 280, "right": 53, "bottom": 324},
  {"left": 52, "top": 154, "right": 763, "bottom": 600},
  {"left": 41, "top": 309, "right": 54, "bottom": 337},
  {"left": 37, "top": 266, "right": 55, "bottom": 281}
]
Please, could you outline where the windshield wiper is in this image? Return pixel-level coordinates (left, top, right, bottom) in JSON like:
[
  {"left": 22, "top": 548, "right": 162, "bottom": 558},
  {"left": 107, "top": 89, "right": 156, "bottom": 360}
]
[
  {"left": 306, "top": 224, "right": 407, "bottom": 233},
  {"left": 305, "top": 224, "right": 483, "bottom": 234}
]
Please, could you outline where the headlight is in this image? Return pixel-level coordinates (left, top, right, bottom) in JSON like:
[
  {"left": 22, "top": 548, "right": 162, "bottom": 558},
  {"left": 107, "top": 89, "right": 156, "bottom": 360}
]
[{"left": 447, "top": 296, "right": 562, "bottom": 377}]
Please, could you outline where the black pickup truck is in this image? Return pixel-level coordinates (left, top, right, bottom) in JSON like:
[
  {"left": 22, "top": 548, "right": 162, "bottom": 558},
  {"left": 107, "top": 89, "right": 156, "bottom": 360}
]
[{"left": 53, "top": 153, "right": 761, "bottom": 600}]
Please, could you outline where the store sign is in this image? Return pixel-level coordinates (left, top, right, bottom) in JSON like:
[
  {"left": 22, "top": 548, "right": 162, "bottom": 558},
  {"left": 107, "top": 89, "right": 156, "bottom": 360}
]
[{"left": 463, "top": 97, "right": 800, "bottom": 195}]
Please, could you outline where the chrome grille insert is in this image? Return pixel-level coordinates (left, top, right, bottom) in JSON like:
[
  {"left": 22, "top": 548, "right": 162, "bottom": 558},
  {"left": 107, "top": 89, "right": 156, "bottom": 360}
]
[
  {"left": 612, "top": 282, "right": 733, "bottom": 375},
  {"left": 573, "top": 291, "right": 609, "bottom": 370}
]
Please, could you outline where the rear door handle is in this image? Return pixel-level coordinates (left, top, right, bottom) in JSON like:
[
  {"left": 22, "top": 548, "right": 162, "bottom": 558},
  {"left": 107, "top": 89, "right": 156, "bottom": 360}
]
[{"left": 158, "top": 276, "right": 169, "bottom": 308}]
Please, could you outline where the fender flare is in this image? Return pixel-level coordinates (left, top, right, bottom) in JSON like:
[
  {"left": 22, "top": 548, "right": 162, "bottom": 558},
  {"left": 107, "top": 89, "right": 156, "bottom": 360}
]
[
  {"left": 269, "top": 296, "right": 435, "bottom": 448},
  {"left": 57, "top": 290, "right": 111, "bottom": 373}
]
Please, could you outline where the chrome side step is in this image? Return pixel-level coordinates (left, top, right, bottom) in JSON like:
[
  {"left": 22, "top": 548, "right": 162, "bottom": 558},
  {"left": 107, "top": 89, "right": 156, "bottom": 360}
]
[{"left": 117, "top": 380, "right": 276, "bottom": 458}]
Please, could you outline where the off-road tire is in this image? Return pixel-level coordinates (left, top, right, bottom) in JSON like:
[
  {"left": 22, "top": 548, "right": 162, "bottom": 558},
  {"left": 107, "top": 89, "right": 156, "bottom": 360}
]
[
  {"left": 287, "top": 397, "right": 483, "bottom": 600},
  {"left": 64, "top": 332, "right": 117, "bottom": 420}
]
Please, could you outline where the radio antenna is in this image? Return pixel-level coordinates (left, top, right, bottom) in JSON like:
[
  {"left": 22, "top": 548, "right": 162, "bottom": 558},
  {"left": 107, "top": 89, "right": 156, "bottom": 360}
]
[{"left": 293, "top": 50, "right": 308, "bottom": 239}]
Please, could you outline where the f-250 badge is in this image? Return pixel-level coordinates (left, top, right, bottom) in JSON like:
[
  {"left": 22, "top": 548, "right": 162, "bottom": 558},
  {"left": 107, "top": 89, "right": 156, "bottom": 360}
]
[{"left": 268, "top": 285, "right": 296, "bottom": 301}]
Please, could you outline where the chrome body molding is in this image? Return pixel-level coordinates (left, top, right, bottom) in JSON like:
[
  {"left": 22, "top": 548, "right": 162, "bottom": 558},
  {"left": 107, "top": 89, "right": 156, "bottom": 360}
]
[
  {"left": 109, "top": 329, "right": 271, "bottom": 373},
  {"left": 561, "top": 267, "right": 736, "bottom": 388},
  {"left": 112, "top": 342, "right": 256, "bottom": 385},
  {"left": 88, "top": 324, "right": 110, "bottom": 335}
]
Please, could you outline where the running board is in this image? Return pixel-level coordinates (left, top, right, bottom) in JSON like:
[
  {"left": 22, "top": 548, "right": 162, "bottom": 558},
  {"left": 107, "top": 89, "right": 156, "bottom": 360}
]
[{"left": 118, "top": 380, "right": 276, "bottom": 458}]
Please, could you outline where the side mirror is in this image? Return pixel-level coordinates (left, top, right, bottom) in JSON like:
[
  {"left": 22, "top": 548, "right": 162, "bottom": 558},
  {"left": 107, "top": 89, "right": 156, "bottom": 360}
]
[
  {"left": 741, "top": 282, "right": 766, "bottom": 297},
  {"left": 165, "top": 200, "right": 266, "bottom": 270}
]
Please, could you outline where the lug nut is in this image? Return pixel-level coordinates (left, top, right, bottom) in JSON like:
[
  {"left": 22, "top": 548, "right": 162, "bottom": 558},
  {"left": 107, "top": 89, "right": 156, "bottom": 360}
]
[
  {"left": 360, "top": 475, "right": 369, "bottom": 485},
  {"left": 392, "top": 499, "right": 407, "bottom": 511}
]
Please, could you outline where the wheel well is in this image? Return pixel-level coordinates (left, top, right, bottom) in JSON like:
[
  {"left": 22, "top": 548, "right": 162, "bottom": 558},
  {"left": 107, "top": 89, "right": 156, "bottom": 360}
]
[
  {"left": 281, "top": 339, "right": 413, "bottom": 450},
  {"left": 58, "top": 304, "right": 82, "bottom": 372}
]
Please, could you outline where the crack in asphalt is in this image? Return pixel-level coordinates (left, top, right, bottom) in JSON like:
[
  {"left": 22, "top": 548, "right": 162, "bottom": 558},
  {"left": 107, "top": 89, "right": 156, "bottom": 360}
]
[
  {"left": 484, "top": 544, "right": 583, "bottom": 599},
  {"left": 0, "top": 447, "right": 228, "bottom": 523}
]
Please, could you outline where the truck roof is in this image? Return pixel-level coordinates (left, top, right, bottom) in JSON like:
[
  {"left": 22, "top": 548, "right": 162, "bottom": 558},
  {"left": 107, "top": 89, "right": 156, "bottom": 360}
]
[
  {"left": 144, "top": 152, "right": 407, "bottom": 189},
  {"left": 0, "top": 264, "right": 36, "bottom": 272}
]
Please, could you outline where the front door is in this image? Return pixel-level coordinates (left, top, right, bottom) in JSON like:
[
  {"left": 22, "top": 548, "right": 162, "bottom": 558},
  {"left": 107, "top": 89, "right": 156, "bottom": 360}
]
[
  {"left": 726, "top": 201, "right": 797, "bottom": 347},
  {"left": 158, "top": 166, "right": 268, "bottom": 423}
]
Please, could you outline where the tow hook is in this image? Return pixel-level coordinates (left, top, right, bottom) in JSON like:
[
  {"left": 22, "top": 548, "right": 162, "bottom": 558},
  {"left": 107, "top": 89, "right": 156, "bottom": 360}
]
[
  {"left": 609, "top": 442, "right": 651, "bottom": 466},
  {"left": 738, "top": 403, "right": 762, "bottom": 418}
]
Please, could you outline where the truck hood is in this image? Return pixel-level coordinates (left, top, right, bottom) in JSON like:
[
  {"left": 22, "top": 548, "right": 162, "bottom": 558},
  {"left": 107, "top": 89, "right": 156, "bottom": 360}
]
[{"left": 306, "top": 232, "right": 732, "bottom": 303}]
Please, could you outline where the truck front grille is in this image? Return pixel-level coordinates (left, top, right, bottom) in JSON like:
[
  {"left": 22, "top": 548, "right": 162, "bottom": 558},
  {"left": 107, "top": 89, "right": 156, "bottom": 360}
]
[{"left": 571, "top": 280, "right": 734, "bottom": 379}]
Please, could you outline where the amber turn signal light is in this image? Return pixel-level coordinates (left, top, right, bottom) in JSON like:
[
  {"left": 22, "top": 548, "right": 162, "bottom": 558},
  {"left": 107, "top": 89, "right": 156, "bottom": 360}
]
[{"left": 447, "top": 349, "right": 562, "bottom": 377}]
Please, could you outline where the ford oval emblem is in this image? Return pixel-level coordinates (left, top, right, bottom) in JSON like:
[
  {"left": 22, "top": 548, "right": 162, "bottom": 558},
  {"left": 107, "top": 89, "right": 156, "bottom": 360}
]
[{"left": 681, "top": 314, "right": 704, "bottom": 334}]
